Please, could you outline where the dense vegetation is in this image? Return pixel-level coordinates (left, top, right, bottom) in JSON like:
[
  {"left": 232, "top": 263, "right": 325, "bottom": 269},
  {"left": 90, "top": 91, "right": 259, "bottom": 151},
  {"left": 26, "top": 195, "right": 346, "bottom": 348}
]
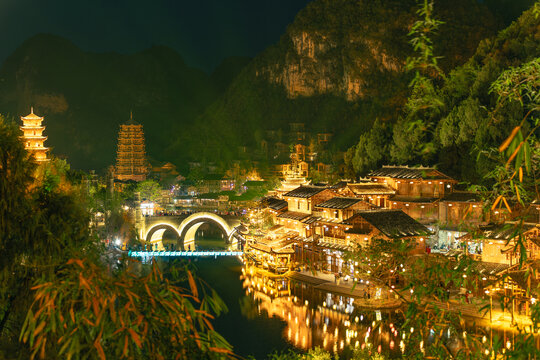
[
  {"left": 190, "top": 0, "right": 503, "bottom": 168},
  {"left": 349, "top": 2, "right": 540, "bottom": 184},
  {"left": 0, "top": 0, "right": 527, "bottom": 175},
  {"left": 0, "top": 116, "right": 234, "bottom": 359}
]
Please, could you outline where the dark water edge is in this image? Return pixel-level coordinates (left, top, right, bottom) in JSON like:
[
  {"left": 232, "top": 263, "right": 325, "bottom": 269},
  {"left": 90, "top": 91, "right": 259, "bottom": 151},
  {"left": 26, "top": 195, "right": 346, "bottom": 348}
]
[
  {"left": 193, "top": 257, "right": 292, "bottom": 359},
  {"left": 159, "top": 236, "right": 536, "bottom": 359}
]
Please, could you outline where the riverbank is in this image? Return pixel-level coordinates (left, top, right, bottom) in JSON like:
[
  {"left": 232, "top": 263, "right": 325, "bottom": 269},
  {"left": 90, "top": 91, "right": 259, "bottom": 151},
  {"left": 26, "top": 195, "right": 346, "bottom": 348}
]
[{"left": 284, "top": 269, "right": 533, "bottom": 328}]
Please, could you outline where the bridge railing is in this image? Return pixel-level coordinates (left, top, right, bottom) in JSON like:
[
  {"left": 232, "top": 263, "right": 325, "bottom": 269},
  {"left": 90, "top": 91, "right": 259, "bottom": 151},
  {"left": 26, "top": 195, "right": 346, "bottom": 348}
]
[{"left": 128, "top": 250, "right": 243, "bottom": 257}]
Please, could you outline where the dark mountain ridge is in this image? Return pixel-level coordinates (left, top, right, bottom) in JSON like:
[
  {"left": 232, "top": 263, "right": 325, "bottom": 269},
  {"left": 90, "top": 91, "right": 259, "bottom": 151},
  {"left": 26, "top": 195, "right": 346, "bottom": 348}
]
[
  {"left": 183, "top": 0, "right": 503, "bottom": 166},
  {"left": 0, "top": 34, "right": 245, "bottom": 170}
]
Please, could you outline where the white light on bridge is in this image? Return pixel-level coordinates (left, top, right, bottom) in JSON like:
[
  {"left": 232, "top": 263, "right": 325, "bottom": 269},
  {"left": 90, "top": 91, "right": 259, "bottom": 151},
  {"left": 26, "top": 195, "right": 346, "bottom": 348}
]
[{"left": 128, "top": 250, "right": 244, "bottom": 257}]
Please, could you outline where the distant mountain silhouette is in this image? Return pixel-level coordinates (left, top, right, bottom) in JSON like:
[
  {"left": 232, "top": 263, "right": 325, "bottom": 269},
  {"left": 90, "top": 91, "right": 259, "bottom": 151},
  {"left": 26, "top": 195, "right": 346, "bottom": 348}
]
[{"left": 0, "top": 34, "right": 248, "bottom": 170}]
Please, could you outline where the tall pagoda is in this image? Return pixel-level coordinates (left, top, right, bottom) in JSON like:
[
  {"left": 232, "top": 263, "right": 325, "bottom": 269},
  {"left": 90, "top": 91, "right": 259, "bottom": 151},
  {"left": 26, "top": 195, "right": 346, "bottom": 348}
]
[
  {"left": 114, "top": 113, "right": 148, "bottom": 182},
  {"left": 20, "top": 107, "right": 50, "bottom": 162}
]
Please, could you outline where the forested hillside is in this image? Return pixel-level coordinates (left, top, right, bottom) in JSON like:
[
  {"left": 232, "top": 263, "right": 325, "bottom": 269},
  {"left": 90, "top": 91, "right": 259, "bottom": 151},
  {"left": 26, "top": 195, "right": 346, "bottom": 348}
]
[
  {"left": 182, "top": 0, "right": 501, "bottom": 166},
  {"left": 349, "top": 4, "right": 540, "bottom": 184}
]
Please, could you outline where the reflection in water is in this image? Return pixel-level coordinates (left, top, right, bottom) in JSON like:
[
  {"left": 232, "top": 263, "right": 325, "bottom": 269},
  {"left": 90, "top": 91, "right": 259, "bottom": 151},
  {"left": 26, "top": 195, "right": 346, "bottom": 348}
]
[
  {"left": 193, "top": 252, "right": 539, "bottom": 358},
  {"left": 237, "top": 265, "right": 540, "bottom": 358},
  {"left": 240, "top": 266, "right": 404, "bottom": 358}
]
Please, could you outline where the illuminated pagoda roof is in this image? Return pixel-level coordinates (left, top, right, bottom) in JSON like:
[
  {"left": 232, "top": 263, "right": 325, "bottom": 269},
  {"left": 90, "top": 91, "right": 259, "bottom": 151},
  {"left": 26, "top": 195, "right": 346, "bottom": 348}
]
[
  {"left": 124, "top": 115, "right": 139, "bottom": 126},
  {"left": 20, "top": 107, "right": 49, "bottom": 162},
  {"left": 21, "top": 107, "right": 44, "bottom": 121}
]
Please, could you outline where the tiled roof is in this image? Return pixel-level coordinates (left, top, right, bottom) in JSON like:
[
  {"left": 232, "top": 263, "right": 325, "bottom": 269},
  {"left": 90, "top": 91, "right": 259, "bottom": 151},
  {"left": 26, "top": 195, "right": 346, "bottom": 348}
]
[
  {"left": 277, "top": 211, "right": 310, "bottom": 221},
  {"left": 267, "top": 225, "right": 284, "bottom": 232},
  {"left": 330, "top": 181, "right": 349, "bottom": 189},
  {"left": 344, "top": 228, "right": 371, "bottom": 235},
  {"left": 353, "top": 209, "right": 431, "bottom": 238},
  {"left": 470, "top": 261, "right": 509, "bottom": 277},
  {"left": 369, "top": 166, "right": 453, "bottom": 180},
  {"left": 347, "top": 183, "right": 395, "bottom": 195},
  {"left": 480, "top": 222, "right": 537, "bottom": 241},
  {"left": 316, "top": 197, "right": 363, "bottom": 209},
  {"left": 442, "top": 192, "right": 482, "bottom": 202},
  {"left": 507, "top": 270, "right": 539, "bottom": 293},
  {"left": 302, "top": 216, "right": 321, "bottom": 225},
  {"left": 530, "top": 237, "right": 540, "bottom": 248},
  {"left": 263, "top": 197, "right": 288, "bottom": 211},
  {"left": 390, "top": 195, "right": 439, "bottom": 203},
  {"left": 283, "top": 186, "right": 328, "bottom": 198}
]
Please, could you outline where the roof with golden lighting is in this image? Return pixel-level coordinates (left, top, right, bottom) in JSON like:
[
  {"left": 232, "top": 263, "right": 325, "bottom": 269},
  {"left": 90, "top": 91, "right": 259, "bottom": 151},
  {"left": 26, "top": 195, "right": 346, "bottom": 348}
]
[{"left": 21, "top": 107, "right": 43, "bottom": 120}]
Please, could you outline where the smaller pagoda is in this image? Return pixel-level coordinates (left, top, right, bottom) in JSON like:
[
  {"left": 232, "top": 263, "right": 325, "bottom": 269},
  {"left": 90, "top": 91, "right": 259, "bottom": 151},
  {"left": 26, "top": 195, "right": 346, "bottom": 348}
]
[
  {"left": 114, "top": 113, "right": 148, "bottom": 182},
  {"left": 20, "top": 107, "right": 49, "bottom": 162}
]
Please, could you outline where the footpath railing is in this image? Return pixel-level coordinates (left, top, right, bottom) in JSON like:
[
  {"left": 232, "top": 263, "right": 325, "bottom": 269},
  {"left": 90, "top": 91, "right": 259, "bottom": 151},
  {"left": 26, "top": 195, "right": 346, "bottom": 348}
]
[{"left": 128, "top": 250, "right": 243, "bottom": 257}]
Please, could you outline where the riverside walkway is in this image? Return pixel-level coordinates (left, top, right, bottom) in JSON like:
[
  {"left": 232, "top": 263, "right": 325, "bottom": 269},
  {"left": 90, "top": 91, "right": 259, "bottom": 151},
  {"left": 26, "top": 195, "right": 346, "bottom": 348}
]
[
  {"left": 287, "top": 270, "right": 534, "bottom": 326},
  {"left": 288, "top": 270, "right": 402, "bottom": 309}
]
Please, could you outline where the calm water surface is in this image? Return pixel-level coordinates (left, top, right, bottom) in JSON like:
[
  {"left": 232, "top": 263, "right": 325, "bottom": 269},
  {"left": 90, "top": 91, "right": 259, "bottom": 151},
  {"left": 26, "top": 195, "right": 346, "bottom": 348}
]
[{"left": 189, "top": 236, "right": 533, "bottom": 359}]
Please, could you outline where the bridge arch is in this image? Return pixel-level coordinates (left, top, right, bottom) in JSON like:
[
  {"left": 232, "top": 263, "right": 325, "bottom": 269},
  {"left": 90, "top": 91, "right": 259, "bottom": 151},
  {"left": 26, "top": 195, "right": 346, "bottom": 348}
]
[
  {"left": 144, "top": 223, "right": 181, "bottom": 250},
  {"left": 177, "top": 212, "right": 238, "bottom": 250}
]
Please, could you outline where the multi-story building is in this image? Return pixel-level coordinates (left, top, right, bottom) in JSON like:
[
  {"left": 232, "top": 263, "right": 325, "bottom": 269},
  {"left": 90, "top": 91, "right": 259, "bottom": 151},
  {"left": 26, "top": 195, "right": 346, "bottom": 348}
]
[
  {"left": 369, "top": 166, "right": 456, "bottom": 224},
  {"left": 367, "top": 165, "right": 489, "bottom": 250},
  {"left": 259, "top": 182, "right": 429, "bottom": 273},
  {"left": 20, "top": 108, "right": 49, "bottom": 162},
  {"left": 114, "top": 114, "right": 148, "bottom": 182},
  {"left": 276, "top": 186, "right": 336, "bottom": 237}
]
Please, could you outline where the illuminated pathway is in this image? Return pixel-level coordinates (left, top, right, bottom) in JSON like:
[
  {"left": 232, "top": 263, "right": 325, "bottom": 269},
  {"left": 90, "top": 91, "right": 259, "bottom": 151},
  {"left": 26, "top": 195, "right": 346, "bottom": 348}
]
[{"left": 128, "top": 250, "right": 243, "bottom": 258}]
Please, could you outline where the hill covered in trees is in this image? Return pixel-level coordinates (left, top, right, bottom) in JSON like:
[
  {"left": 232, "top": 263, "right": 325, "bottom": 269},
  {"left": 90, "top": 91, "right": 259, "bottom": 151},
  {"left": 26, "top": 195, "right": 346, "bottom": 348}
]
[
  {"left": 182, "top": 0, "right": 503, "bottom": 165},
  {"left": 0, "top": 0, "right": 535, "bottom": 175},
  {"left": 349, "top": 3, "right": 540, "bottom": 184}
]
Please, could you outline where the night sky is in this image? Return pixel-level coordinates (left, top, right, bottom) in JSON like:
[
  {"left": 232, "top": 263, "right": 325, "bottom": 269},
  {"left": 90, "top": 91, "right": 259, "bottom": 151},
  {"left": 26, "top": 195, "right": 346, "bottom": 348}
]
[{"left": 0, "top": 0, "right": 312, "bottom": 72}]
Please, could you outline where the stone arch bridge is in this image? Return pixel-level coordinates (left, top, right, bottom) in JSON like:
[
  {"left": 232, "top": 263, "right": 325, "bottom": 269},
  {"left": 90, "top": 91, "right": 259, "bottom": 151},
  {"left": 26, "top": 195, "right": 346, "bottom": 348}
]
[{"left": 137, "top": 212, "right": 244, "bottom": 251}]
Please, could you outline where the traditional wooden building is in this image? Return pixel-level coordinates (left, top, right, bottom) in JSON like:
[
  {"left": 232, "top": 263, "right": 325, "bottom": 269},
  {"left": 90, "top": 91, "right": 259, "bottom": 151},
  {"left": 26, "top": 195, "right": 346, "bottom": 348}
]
[
  {"left": 308, "top": 209, "right": 430, "bottom": 273},
  {"left": 339, "top": 182, "right": 396, "bottom": 208},
  {"left": 439, "top": 191, "right": 484, "bottom": 227},
  {"left": 20, "top": 108, "right": 49, "bottom": 162},
  {"left": 369, "top": 165, "right": 457, "bottom": 197},
  {"left": 244, "top": 232, "right": 296, "bottom": 273},
  {"left": 368, "top": 166, "right": 458, "bottom": 227},
  {"left": 435, "top": 191, "right": 485, "bottom": 250},
  {"left": 472, "top": 222, "right": 540, "bottom": 265},
  {"left": 314, "top": 197, "right": 376, "bottom": 224},
  {"left": 114, "top": 114, "right": 148, "bottom": 182},
  {"left": 262, "top": 197, "right": 288, "bottom": 216},
  {"left": 277, "top": 186, "right": 336, "bottom": 237}
]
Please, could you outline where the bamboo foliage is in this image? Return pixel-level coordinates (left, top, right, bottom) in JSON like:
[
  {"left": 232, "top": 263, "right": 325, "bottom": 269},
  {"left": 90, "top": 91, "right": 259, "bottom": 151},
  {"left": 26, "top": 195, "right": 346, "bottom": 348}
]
[{"left": 20, "top": 258, "right": 234, "bottom": 360}]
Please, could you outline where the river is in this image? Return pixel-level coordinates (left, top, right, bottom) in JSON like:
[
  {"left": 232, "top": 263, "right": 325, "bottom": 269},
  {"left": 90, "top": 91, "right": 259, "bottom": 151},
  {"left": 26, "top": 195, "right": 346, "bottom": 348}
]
[
  {"left": 177, "top": 232, "right": 534, "bottom": 359},
  {"left": 192, "top": 232, "right": 404, "bottom": 359}
]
